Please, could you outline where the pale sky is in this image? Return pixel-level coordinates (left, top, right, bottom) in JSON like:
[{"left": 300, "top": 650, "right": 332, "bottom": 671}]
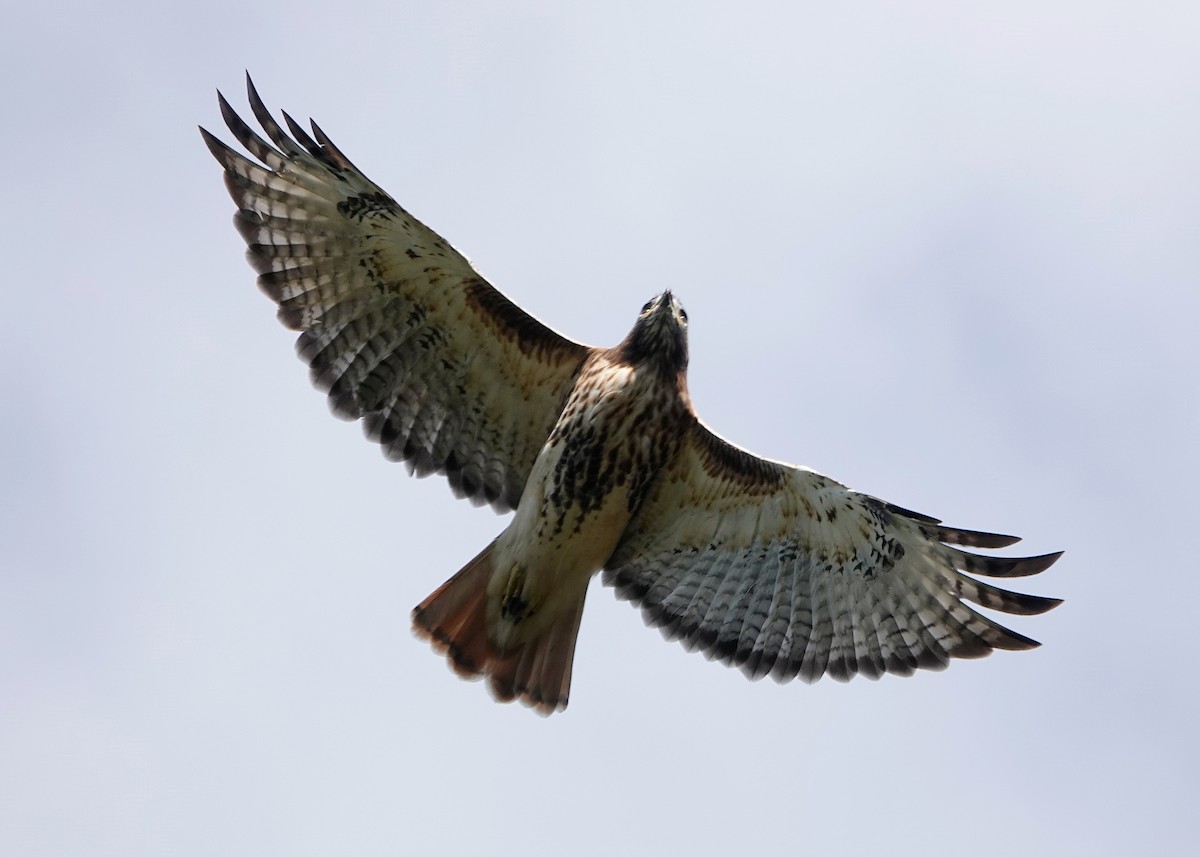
[{"left": 3, "top": 2, "right": 1198, "bottom": 855}]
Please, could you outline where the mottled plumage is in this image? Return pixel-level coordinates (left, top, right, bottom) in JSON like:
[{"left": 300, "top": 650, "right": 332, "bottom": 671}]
[{"left": 203, "top": 76, "right": 1062, "bottom": 715}]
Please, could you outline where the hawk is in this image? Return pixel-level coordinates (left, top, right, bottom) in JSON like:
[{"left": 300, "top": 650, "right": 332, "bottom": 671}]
[{"left": 202, "top": 76, "right": 1062, "bottom": 715}]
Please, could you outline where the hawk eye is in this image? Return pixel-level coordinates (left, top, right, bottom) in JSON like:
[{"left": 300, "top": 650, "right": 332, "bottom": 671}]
[
  {"left": 641, "top": 300, "right": 653, "bottom": 313},
  {"left": 678, "top": 308, "right": 688, "bottom": 324}
]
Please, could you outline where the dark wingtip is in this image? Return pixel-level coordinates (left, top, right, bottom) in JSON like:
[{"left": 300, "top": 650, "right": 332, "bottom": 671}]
[
  {"left": 885, "top": 501, "right": 941, "bottom": 524},
  {"left": 310, "top": 119, "right": 356, "bottom": 171},
  {"left": 215, "top": 89, "right": 238, "bottom": 127},
  {"left": 1013, "top": 550, "right": 1064, "bottom": 576},
  {"left": 243, "top": 73, "right": 298, "bottom": 155},
  {"left": 1028, "top": 595, "right": 1064, "bottom": 614},
  {"left": 246, "top": 74, "right": 269, "bottom": 123},
  {"left": 282, "top": 109, "right": 332, "bottom": 165},
  {"left": 953, "top": 546, "right": 1064, "bottom": 579},
  {"left": 987, "top": 627, "right": 1043, "bottom": 651},
  {"left": 938, "top": 525, "right": 1023, "bottom": 548},
  {"left": 198, "top": 125, "right": 223, "bottom": 157},
  {"left": 984, "top": 550, "right": 1065, "bottom": 578},
  {"left": 998, "top": 591, "right": 1064, "bottom": 616}
]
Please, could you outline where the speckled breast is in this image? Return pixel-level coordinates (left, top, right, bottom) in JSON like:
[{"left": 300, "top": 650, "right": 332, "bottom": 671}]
[{"left": 536, "top": 357, "right": 687, "bottom": 546}]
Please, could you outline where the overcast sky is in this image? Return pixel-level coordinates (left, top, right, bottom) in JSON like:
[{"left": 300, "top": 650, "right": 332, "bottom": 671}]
[{"left": 3, "top": 2, "right": 1198, "bottom": 855}]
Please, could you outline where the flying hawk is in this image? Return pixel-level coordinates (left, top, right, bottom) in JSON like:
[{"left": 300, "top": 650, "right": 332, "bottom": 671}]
[{"left": 202, "top": 76, "right": 1062, "bottom": 715}]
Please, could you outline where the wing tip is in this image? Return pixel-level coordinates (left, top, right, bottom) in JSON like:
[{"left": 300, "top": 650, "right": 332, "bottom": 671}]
[
  {"left": 197, "top": 124, "right": 226, "bottom": 160},
  {"left": 966, "top": 549, "right": 1065, "bottom": 579},
  {"left": 938, "top": 525, "right": 1024, "bottom": 549},
  {"left": 984, "top": 629, "right": 1043, "bottom": 651}
]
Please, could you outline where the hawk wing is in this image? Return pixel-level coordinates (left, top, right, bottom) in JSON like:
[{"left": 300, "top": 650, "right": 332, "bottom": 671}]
[
  {"left": 604, "top": 420, "right": 1062, "bottom": 682},
  {"left": 201, "top": 76, "right": 590, "bottom": 511}
]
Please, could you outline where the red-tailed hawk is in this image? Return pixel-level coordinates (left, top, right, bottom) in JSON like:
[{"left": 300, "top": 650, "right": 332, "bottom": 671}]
[{"left": 202, "top": 76, "right": 1061, "bottom": 715}]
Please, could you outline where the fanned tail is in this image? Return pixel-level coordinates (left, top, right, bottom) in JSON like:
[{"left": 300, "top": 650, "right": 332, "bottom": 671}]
[
  {"left": 488, "top": 589, "right": 587, "bottom": 715},
  {"left": 411, "top": 541, "right": 586, "bottom": 715}
]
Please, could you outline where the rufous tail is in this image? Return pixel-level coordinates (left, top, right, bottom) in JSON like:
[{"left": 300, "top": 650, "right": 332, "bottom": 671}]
[{"left": 411, "top": 540, "right": 587, "bottom": 715}]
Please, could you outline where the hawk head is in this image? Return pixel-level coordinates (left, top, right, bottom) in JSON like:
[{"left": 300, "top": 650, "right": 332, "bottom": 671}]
[{"left": 620, "top": 290, "right": 689, "bottom": 374}]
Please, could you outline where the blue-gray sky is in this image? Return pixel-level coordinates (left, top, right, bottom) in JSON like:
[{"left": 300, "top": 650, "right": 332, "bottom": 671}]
[{"left": 2, "top": 2, "right": 1197, "bottom": 855}]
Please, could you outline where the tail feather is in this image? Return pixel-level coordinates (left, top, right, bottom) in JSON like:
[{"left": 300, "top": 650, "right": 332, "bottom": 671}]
[
  {"left": 411, "top": 541, "right": 495, "bottom": 678},
  {"left": 411, "top": 541, "right": 586, "bottom": 715},
  {"left": 488, "top": 591, "right": 587, "bottom": 715}
]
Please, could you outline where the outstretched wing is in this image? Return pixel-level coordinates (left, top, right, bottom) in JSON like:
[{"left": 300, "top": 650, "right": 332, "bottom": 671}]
[
  {"left": 201, "top": 76, "right": 591, "bottom": 511},
  {"left": 604, "top": 419, "right": 1062, "bottom": 682}
]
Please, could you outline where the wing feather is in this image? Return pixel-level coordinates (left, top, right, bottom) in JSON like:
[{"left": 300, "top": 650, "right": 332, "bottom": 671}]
[
  {"left": 203, "top": 75, "right": 591, "bottom": 511},
  {"left": 603, "top": 419, "right": 1062, "bottom": 684},
  {"left": 739, "top": 541, "right": 796, "bottom": 679}
]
